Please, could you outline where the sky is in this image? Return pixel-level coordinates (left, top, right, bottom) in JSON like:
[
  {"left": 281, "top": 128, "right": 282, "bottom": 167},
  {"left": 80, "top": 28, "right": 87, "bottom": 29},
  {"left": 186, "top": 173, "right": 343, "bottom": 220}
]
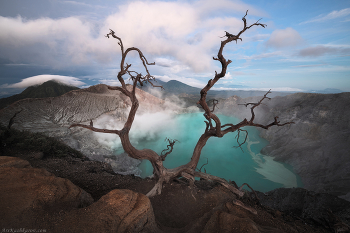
[{"left": 0, "top": 0, "right": 349, "bottom": 97}]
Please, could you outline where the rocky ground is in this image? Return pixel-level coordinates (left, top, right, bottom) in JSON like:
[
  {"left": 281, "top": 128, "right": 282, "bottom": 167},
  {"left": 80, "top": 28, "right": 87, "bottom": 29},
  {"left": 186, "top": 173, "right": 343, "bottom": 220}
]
[{"left": 1, "top": 148, "right": 349, "bottom": 232}]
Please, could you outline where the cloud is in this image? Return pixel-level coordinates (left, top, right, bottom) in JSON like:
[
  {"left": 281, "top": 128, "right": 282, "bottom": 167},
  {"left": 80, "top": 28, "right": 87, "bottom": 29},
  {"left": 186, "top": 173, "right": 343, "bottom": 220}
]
[
  {"left": 300, "top": 8, "right": 350, "bottom": 24},
  {"left": 221, "top": 72, "right": 233, "bottom": 80},
  {"left": 245, "top": 33, "right": 270, "bottom": 42},
  {"left": 0, "top": 0, "right": 267, "bottom": 76},
  {"left": 297, "top": 45, "right": 350, "bottom": 57},
  {"left": 243, "top": 51, "right": 283, "bottom": 60},
  {"left": 4, "top": 75, "right": 85, "bottom": 88},
  {"left": 61, "top": 1, "right": 107, "bottom": 9},
  {"left": 266, "top": 28, "right": 304, "bottom": 48},
  {"left": 155, "top": 57, "right": 190, "bottom": 73},
  {"left": 292, "top": 64, "right": 327, "bottom": 68},
  {"left": 194, "top": 0, "right": 267, "bottom": 18},
  {"left": 0, "top": 15, "right": 118, "bottom": 66}
]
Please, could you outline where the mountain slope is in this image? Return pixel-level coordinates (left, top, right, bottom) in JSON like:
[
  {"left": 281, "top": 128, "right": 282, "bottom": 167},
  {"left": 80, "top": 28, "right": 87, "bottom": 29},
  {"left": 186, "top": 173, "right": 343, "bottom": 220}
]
[
  {"left": 0, "top": 84, "right": 165, "bottom": 176},
  {"left": 0, "top": 80, "right": 80, "bottom": 109},
  {"left": 218, "top": 92, "right": 350, "bottom": 201},
  {"left": 141, "top": 79, "right": 294, "bottom": 99}
]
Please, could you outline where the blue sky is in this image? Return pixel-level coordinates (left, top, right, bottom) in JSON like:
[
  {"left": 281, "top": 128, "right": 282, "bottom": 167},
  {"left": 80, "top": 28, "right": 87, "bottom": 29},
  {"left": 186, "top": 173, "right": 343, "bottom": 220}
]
[{"left": 0, "top": 0, "right": 349, "bottom": 97}]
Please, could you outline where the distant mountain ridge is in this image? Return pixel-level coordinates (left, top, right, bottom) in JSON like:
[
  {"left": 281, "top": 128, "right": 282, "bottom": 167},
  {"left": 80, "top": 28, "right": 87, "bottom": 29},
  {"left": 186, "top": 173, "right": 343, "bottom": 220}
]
[
  {"left": 141, "top": 79, "right": 294, "bottom": 99},
  {"left": 0, "top": 80, "right": 79, "bottom": 109},
  {"left": 142, "top": 79, "right": 345, "bottom": 97},
  {"left": 308, "top": 88, "right": 343, "bottom": 94}
]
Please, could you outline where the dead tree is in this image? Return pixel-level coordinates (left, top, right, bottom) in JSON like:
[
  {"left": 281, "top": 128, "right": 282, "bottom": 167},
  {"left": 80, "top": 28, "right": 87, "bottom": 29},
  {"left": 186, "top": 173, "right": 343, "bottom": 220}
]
[{"left": 70, "top": 11, "right": 293, "bottom": 198}]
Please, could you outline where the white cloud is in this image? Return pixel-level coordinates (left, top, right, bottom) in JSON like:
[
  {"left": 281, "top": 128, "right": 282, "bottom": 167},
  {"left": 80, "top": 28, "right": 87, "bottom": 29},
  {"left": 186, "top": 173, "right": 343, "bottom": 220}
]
[
  {"left": 0, "top": 1, "right": 267, "bottom": 75},
  {"left": 243, "top": 51, "right": 283, "bottom": 60},
  {"left": 292, "top": 64, "right": 327, "bottom": 68},
  {"left": 4, "top": 75, "right": 85, "bottom": 88},
  {"left": 155, "top": 57, "right": 190, "bottom": 73},
  {"left": 221, "top": 72, "right": 233, "bottom": 80},
  {"left": 298, "top": 45, "right": 350, "bottom": 57},
  {"left": 266, "top": 28, "right": 304, "bottom": 48},
  {"left": 61, "top": 1, "right": 107, "bottom": 9},
  {"left": 98, "top": 79, "right": 121, "bottom": 86},
  {"left": 301, "top": 8, "right": 350, "bottom": 24},
  {"left": 1, "top": 0, "right": 265, "bottom": 71},
  {"left": 194, "top": 0, "right": 267, "bottom": 18},
  {"left": 0, "top": 15, "right": 118, "bottom": 66}
]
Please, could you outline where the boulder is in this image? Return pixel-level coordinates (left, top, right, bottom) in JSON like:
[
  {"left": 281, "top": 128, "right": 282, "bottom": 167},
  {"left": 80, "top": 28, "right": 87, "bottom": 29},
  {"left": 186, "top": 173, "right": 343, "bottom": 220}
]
[
  {"left": 0, "top": 156, "right": 94, "bottom": 228},
  {"left": 257, "top": 187, "right": 350, "bottom": 231},
  {"left": 58, "top": 189, "right": 159, "bottom": 233},
  {"left": 0, "top": 156, "right": 160, "bottom": 233}
]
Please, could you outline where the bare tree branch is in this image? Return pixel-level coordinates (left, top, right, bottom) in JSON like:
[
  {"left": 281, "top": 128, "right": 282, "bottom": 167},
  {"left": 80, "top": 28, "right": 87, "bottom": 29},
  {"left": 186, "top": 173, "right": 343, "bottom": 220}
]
[
  {"left": 233, "top": 129, "right": 248, "bottom": 152},
  {"left": 69, "top": 124, "right": 120, "bottom": 135},
  {"left": 194, "top": 171, "right": 244, "bottom": 197},
  {"left": 196, "top": 158, "right": 209, "bottom": 172},
  {"left": 239, "top": 183, "right": 259, "bottom": 201},
  {"left": 209, "top": 99, "right": 219, "bottom": 112},
  {"left": 239, "top": 90, "right": 271, "bottom": 122},
  {"left": 160, "top": 138, "right": 179, "bottom": 161},
  {"left": 71, "top": 11, "right": 292, "bottom": 203}
]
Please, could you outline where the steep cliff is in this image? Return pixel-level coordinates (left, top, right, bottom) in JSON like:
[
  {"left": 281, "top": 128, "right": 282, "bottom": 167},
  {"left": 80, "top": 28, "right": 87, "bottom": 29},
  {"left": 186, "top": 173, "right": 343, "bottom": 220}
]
[{"left": 218, "top": 92, "right": 350, "bottom": 201}]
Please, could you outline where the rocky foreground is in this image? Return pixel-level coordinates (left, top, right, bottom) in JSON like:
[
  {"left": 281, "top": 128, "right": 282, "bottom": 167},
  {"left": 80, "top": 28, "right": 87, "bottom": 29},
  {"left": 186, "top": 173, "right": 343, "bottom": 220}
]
[{"left": 1, "top": 154, "right": 349, "bottom": 232}]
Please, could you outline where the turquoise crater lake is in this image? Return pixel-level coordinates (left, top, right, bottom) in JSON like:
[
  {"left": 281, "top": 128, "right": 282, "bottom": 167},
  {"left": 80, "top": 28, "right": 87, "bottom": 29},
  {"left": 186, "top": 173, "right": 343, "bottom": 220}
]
[{"left": 116, "top": 112, "right": 303, "bottom": 192}]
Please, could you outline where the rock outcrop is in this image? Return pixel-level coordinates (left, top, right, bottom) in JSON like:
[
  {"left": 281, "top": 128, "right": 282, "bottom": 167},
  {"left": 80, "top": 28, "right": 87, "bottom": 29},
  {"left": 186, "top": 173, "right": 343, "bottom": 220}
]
[
  {"left": 0, "top": 156, "right": 160, "bottom": 233},
  {"left": 218, "top": 92, "right": 350, "bottom": 201},
  {"left": 257, "top": 188, "right": 350, "bottom": 232},
  {"left": 0, "top": 156, "right": 94, "bottom": 228}
]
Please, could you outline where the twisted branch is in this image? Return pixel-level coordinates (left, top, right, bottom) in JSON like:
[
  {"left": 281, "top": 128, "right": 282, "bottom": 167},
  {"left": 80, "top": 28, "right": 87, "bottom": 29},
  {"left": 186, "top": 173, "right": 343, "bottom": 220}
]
[
  {"left": 69, "top": 124, "right": 120, "bottom": 135},
  {"left": 233, "top": 129, "right": 248, "bottom": 152},
  {"left": 197, "top": 157, "right": 209, "bottom": 172},
  {"left": 239, "top": 90, "right": 271, "bottom": 122},
  {"left": 160, "top": 138, "right": 179, "bottom": 161}
]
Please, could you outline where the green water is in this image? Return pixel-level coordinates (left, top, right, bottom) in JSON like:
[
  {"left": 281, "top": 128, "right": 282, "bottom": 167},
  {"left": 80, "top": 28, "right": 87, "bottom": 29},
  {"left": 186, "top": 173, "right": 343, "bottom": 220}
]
[{"left": 115, "top": 112, "right": 303, "bottom": 192}]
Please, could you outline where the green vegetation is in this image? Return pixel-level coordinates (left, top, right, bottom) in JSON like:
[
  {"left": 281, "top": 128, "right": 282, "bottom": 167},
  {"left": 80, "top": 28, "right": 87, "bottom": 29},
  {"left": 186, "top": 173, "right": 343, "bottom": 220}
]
[
  {"left": 0, "top": 124, "right": 84, "bottom": 158},
  {"left": 0, "top": 80, "right": 79, "bottom": 109}
]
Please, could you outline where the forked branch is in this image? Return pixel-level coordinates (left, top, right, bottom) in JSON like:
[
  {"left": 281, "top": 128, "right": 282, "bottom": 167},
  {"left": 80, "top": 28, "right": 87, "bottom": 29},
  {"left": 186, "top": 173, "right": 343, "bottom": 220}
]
[
  {"left": 233, "top": 129, "right": 248, "bottom": 152},
  {"left": 160, "top": 138, "right": 179, "bottom": 161},
  {"left": 70, "top": 11, "right": 294, "bottom": 203}
]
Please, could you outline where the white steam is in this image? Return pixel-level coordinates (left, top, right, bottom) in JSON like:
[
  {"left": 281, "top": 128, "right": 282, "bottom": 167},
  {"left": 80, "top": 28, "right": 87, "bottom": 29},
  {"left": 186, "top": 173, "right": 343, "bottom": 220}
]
[{"left": 92, "top": 92, "right": 196, "bottom": 153}]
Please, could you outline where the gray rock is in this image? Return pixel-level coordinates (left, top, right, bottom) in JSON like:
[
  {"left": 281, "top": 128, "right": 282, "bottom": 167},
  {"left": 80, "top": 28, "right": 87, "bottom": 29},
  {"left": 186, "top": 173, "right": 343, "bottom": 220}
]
[
  {"left": 218, "top": 92, "right": 350, "bottom": 201},
  {"left": 0, "top": 84, "right": 164, "bottom": 176},
  {"left": 257, "top": 187, "right": 350, "bottom": 230},
  {"left": 103, "top": 153, "right": 142, "bottom": 176}
]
